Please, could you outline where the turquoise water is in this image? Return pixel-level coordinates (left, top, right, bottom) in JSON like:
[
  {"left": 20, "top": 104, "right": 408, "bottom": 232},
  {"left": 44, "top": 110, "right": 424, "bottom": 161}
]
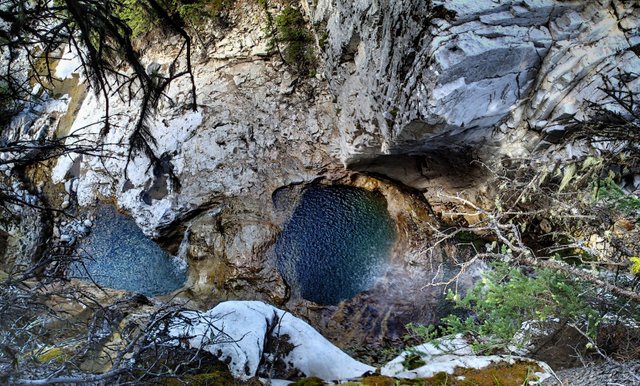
[
  {"left": 70, "top": 205, "right": 186, "bottom": 296},
  {"left": 275, "top": 185, "right": 396, "bottom": 305}
]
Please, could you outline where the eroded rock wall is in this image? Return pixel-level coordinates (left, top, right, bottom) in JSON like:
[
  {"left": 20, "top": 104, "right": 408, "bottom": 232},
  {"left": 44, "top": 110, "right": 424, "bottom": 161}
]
[
  {"left": 310, "top": 0, "right": 640, "bottom": 163},
  {"left": 5, "top": 0, "right": 640, "bottom": 355},
  {"left": 50, "top": 2, "right": 338, "bottom": 235},
  {"left": 40, "top": 0, "right": 640, "bottom": 236}
]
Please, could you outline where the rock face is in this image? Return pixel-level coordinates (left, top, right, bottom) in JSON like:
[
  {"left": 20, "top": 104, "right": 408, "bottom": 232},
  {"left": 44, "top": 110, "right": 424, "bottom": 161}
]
[
  {"left": 43, "top": 0, "right": 640, "bottom": 236},
  {"left": 182, "top": 175, "right": 448, "bottom": 352},
  {"left": 0, "top": 204, "right": 49, "bottom": 271},
  {"left": 6, "top": 0, "right": 640, "bottom": 366},
  {"left": 310, "top": 0, "right": 640, "bottom": 163},
  {"left": 50, "top": 1, "right": 338, "bottom": 236},
  {"left": 182, "top": 202, "right": 287, "bottom": 306}
]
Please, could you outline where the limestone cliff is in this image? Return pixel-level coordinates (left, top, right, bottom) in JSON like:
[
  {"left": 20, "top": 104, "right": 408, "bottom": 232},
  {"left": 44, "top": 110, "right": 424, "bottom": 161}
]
[
  {"left": 37, "top": 0, "right": 639, "bottom": 237},
  {"left": 310, "top": 0, "right": 640, "bottom": 162},
  {"left": 3, "top": 0, "right": 640, "bottom": 355}
]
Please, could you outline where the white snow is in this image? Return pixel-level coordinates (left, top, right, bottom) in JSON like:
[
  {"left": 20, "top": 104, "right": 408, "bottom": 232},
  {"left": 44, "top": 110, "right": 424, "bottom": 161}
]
[
  {"left": 276, "top": 310, "right": 374, "bottom": 381},
  {"left": 167, "top": 305, "right": 553, "bottom": 384},
  {"left": 381, "top": 335, "right": 553, "bottom": 383},
  {"left": 55, "top": 45, "right": 83, "bottom": 80},
  {"left": 167, "top": 301, "right": 374, "bottom": 382}
]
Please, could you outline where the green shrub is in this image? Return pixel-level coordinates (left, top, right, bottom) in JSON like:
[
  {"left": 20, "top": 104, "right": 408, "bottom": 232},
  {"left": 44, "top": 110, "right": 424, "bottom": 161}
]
[
  {"left": 116, "top": 0, "right": 155, "bottom": 37},
  {"left": 176, "top": 0, "right": 235, "bottom": 26},
  {"left": 593, "top": 174, "right": 640, "bottom": 219},
  {"left": 274, "top": 6, "right": 316, "bottom": 76},
  {"left": 116, "top": 0, "right": 235, "bottom": 37},
  {"left": 411, "top": 262, "right": 601, "bottom": 354}
]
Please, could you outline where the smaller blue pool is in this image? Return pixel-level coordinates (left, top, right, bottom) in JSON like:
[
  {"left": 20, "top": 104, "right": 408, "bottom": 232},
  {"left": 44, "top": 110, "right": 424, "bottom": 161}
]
[
  {"left": 275, "top": 185, "right": 396, "bottom": 305},
  {"left": 70, "top": 205, "right": 186, "bottom": 296}
]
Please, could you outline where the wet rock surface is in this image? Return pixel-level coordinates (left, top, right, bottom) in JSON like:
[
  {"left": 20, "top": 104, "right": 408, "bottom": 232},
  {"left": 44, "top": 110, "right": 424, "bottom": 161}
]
[
  {"left": 171, "top": 174, "right": 469, "bottom": 352},
  {"left": 182, "top": 202, "right": 286, "bottom": 307},
  {"left": 0, "top": 202, "right": 48, "bottom": 270}
]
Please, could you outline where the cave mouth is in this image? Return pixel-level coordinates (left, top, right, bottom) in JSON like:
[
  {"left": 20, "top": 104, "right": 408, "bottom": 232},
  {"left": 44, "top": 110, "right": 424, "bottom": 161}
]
[
  {"left": 69, "top": 205, "right": 186, "bottom": 296},
  {"left": 274, "top": 184, "right": 397, "bottom": 305}
]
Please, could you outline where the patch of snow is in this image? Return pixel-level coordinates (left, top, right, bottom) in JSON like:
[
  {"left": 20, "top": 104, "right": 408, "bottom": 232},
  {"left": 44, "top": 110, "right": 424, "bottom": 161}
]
[
  {"left": 382, "top": 335, "right": 553, "bottom": 384},
  {"left": 52, "top": 153, "right": 78, "bottom": 183},
  {"left": 66, "top": 92, "right": 104, "bottom": 137},
  {"left": 277, "top": 310, "right": 374, "bottom": 381},
  {"left": 55, "top": 45, "right": 83, "bottom": 80},
  {"left": 167, "top": 301, "right": 374, "bottom": 382}
]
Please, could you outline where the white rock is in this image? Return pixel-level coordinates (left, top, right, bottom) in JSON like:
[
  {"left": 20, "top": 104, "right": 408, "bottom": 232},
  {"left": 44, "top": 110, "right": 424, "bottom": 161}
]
[
  {"left": 61, "top": 201, "right": 70, "bottom": 209},
  {"left": 55, "top": 44, "right": 83, "bottom": 80},
  {"left": 31, "top": 83, "right": 42, "bottom": 96},
  {"left": 64, "top": 180, "right": 73, "bottom": 194},
  {"left": 83, "top": 219, "right": 93, "bottom": 228},
  {"left": 310, "top": 0, "right": 639, "bottom": 164},
  {"left": 60, "top": 234, "right": 74, "bottom": 244}
]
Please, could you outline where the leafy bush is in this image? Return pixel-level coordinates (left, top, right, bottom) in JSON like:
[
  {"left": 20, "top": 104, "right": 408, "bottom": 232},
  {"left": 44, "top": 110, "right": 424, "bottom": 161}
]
[
  {"left": 116, "top": 0, "right": 235, "bottom": 37},
  {"left": 274, "top": 6, "right": 316, "bottom": 76},
  {"left": 588, "top": 173, "right": 640, "bottom": 275},
  {"left": 116, "top": 0, "right": 153, "bottom": 37},
  {"left": 593, "top": 174, "right": 640, "bottom": 220},
  {"left": 175, "top": 0, "right": 235, "bottom": 26},
  {"left": 411, "top": 262, "right": 601, "bottom": 354}
]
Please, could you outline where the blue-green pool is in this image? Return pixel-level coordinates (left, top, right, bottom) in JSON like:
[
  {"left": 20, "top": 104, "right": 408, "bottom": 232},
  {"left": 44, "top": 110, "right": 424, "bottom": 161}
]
[
  {"left": 70, "top": 205, "right": 186, "bottom": 296},
  {"left": 275, "top": 185, "right": 396, "bottom": 305}
]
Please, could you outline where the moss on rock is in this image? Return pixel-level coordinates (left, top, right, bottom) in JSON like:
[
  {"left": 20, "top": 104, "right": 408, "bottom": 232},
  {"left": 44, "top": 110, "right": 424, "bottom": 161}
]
[{"left": 290, "top": 377, "right": 326, "bottom": 386}]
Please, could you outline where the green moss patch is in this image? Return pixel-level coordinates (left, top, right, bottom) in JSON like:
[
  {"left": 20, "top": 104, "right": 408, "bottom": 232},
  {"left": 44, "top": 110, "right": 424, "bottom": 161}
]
[{"left": 349, "top": 361, "right": 543, "bottom": 386}]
